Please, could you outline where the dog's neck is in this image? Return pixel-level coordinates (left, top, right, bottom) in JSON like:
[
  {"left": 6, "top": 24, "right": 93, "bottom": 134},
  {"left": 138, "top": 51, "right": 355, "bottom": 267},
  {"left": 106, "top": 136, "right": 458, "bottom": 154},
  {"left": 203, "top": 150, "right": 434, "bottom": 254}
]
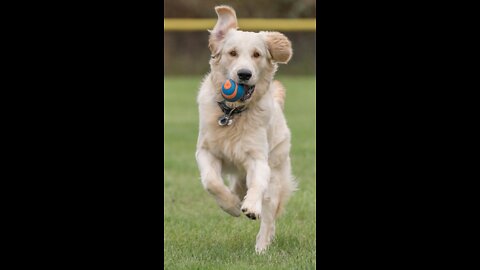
[
  {"left": 217, "top": 100, "right": 246, "bottom": 114},
  {"left": 216, "top": 100, "right": 246, "bottom": 126}
]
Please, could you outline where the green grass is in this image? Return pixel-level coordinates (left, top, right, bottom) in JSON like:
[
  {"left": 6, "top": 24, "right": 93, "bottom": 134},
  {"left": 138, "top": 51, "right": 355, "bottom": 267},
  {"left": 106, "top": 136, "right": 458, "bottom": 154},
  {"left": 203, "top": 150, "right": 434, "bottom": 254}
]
[{"left": 164, "top": 75, "right": 316, "bottom": 270}]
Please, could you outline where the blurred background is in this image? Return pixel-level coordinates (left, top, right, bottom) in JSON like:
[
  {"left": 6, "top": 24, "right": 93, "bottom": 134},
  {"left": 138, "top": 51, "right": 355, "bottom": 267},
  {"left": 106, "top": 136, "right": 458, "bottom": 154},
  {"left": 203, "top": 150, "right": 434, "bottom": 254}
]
[{"left": 164, "top": 0, "right": 316, "bottom": 75}]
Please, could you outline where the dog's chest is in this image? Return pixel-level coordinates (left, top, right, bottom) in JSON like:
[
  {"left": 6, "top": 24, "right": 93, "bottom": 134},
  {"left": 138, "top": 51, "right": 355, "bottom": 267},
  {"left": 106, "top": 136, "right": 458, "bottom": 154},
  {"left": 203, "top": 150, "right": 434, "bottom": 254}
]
[
  {"left": 205, "top": 123, "right": 267, "bottom": 165},
  {"left": 207, "top": 127, "right": 249, "bottom": 158}
]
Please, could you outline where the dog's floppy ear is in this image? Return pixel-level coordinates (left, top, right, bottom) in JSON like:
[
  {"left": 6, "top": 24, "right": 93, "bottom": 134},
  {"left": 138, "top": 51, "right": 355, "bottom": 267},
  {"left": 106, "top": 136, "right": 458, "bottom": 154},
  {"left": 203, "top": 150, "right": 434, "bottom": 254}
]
[
  {"left": 208, "top": 5, "right": 238, "bottom": 55},
  {"left": 262, "top": 31, "right": 293, "bottom": 64}
]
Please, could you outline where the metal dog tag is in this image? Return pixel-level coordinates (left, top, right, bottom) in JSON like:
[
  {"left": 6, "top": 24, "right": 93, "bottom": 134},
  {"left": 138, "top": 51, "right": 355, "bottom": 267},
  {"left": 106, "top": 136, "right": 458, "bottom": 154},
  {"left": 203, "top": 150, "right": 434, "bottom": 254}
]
[{"left": 218, "top": 116, "right": 233, "bottom": 126}]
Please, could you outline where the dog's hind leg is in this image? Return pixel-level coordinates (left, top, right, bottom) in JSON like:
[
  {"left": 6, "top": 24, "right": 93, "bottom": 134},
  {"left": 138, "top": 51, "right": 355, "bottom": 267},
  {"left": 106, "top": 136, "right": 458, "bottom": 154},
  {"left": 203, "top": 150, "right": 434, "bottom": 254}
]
[
  {"left": 196, "top": 149, "right": 242, "bottom": 217},
  {"left": 255, "top": 178, "right": 281, "bottom": 254},
  {"left": 255, "top": 160, "right": 296, "bottom": 254}
]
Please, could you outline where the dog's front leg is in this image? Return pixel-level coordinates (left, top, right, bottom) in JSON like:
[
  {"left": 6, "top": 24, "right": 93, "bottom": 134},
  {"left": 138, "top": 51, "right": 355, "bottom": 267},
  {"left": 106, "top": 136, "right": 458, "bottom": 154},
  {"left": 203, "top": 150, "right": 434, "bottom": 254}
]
[
  {"left": 241, "top": 158, "right": 271, "bottom": 220},
  {"left": 196, "top": 148, "right": 242, "bottom": 217}
]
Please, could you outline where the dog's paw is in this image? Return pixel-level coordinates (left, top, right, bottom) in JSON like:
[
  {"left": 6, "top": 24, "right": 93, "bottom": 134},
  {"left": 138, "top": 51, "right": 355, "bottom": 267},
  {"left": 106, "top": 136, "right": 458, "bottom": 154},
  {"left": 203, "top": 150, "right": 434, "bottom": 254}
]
[
  {"left": 241, "top": 198, "right": 261, "bottom": 220},
  {"left": 255, "top": 241, "right": 269, "bottom": 254},
  {"left": 217, "top": 194, "right": 242, "bottom": 217},
  {"left": 255, "top": 226, "right": 275, "bottom": 254}
]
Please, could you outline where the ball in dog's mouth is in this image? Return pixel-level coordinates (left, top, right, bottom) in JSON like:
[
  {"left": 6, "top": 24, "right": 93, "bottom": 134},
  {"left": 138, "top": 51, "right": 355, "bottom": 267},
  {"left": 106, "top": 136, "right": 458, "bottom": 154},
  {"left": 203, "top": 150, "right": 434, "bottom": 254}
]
[{"left": 221, "top": 79, "right": 255, "bottom": 102}]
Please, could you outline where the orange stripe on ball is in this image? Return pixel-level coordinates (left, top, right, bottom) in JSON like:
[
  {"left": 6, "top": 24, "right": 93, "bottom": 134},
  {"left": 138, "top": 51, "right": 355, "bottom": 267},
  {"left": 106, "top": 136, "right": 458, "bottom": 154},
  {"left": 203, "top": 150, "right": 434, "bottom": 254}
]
[
  {"left": 222, "top": 84, "right": 238, "bottom": 99},
  {"left": 224, "top": 80, "right": 232, "bottom": 89}
]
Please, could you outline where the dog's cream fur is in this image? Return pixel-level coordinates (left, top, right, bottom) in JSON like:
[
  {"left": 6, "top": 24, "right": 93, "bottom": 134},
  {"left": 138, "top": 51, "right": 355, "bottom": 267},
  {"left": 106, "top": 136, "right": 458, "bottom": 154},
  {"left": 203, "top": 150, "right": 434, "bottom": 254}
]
[{"left": 195, "top": 5, "right": 297, "bottom": 254}]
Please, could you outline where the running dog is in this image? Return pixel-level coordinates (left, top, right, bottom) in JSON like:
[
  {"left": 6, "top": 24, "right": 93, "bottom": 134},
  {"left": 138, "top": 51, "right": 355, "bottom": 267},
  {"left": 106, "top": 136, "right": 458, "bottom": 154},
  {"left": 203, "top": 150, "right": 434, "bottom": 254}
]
[{"left": 195, "top": 5, "right": 297, "bottom": 253}]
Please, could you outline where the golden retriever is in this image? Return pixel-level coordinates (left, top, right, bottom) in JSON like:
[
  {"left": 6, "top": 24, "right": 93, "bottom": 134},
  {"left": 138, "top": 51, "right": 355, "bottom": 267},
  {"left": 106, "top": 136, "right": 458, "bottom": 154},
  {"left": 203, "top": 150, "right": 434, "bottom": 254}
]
[{"left": 195, "top": 5, "right": 297, "bottom": 253}]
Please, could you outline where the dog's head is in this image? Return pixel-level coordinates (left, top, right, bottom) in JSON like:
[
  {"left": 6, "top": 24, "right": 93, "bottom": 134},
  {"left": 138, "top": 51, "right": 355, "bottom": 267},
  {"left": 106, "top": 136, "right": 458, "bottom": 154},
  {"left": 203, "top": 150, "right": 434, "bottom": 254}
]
[{"left": 208, "top": 5, "right": 292, "bottom": 102}]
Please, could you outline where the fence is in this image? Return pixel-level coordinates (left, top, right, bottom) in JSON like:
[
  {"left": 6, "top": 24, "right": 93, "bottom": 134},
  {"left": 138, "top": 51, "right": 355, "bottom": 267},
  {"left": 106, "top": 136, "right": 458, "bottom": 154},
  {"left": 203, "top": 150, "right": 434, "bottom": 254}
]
[{"left": 164, "top": 19, "right": 316, "bottom": 31}]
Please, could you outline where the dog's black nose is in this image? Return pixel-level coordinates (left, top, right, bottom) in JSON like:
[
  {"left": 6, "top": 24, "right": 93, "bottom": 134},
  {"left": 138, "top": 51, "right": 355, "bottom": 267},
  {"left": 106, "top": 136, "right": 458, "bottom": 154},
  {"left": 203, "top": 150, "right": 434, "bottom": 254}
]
[{"left": 237, "top": 69, "right": 252, "bottom": 81}]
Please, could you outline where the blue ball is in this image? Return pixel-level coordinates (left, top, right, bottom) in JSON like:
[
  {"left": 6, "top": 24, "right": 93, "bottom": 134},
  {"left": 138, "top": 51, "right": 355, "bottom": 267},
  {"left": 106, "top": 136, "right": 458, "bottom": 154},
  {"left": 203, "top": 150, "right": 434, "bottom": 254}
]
[{"left": 221, "top": 79, "right": 245, "bottom": 102}]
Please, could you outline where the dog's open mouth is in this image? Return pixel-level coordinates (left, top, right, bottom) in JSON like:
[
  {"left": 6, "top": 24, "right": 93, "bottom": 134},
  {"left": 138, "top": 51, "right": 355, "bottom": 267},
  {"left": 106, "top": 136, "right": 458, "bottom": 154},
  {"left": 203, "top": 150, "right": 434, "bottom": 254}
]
[{"left": 239, "top": 84, "right": 255, "bottom": 102}]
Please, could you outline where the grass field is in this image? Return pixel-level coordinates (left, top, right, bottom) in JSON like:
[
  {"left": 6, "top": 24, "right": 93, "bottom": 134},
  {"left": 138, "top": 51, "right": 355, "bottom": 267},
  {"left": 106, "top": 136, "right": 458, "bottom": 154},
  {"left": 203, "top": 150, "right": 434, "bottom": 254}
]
[{"left": 164, "top": 75, "right": 316, "bottom": 270}]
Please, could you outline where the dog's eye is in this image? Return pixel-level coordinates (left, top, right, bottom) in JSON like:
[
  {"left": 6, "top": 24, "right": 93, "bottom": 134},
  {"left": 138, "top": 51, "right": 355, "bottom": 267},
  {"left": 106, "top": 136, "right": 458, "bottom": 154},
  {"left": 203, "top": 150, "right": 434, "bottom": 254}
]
[
  {"left": 253, "top": 52, "right": 260, "bottom": 58},
  {"left": 229, "top": 51, "right": 237, "bottom": 57}
]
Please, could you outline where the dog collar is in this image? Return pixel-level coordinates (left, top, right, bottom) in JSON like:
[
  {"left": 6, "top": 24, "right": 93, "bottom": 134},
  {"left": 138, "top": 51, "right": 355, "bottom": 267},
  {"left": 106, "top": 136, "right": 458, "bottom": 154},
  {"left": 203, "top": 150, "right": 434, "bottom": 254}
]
[{"left": 217, "top": 101, "right": 246, "bottom": 126}]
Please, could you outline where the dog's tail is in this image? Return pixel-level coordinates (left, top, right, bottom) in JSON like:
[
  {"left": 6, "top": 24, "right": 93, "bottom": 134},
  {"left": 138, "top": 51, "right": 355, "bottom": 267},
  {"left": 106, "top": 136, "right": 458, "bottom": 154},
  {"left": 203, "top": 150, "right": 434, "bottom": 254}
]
[{"left": 272, "top": 80, "right": 286, "bottom": 110}]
